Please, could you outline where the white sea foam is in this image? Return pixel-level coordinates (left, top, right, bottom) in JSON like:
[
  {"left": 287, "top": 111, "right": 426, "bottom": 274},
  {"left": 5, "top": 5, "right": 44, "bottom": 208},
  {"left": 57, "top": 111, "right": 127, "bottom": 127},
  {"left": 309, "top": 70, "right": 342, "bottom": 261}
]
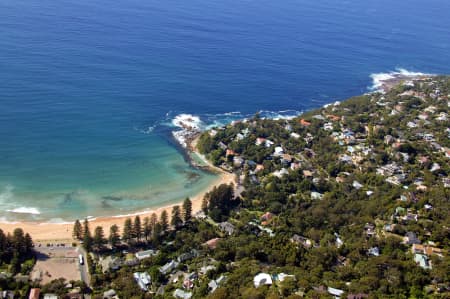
[
  {"left": 7, "top": 207, "right": 41, "bottom": 215},
  {"left": 171, "top": 114, "right": 204, "bottom": 148},
  {"left": 369, "top": 68, "right": 433, "bottom": 91},
  {"left": 134, "top": 125, "right": 155, "bottom": 134},
  {"left": 170, "top": 110, "right": 303, "bottom": 147},
  {"left": 258, "top": 109, "right": 302, "bottom": 120},
  {"left": 172, "top": 113, "right": 203, "bottom": 130}
]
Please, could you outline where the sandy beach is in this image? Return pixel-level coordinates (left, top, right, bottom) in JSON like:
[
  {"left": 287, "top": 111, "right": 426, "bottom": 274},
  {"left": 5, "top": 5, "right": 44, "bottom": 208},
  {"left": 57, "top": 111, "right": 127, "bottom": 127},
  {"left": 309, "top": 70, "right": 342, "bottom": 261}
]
[{"left": 0, "top": 139, "right": 235, "bottom": 242}]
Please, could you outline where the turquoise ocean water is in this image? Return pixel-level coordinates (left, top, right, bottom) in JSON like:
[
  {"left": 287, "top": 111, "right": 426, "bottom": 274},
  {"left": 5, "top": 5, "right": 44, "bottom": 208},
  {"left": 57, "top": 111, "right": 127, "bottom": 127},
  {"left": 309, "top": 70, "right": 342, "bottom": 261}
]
[{"left": 1, "top": 0, "right": 450, "bottom": 221}]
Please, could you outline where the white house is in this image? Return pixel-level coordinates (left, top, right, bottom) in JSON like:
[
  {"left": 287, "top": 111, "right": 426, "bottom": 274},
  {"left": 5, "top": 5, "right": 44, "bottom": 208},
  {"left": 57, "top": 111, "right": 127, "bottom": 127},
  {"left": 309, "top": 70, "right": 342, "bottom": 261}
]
[
  {"left": 135, "top": 249, "right": 157, "bottom": 260},
  {"left": 253, "top": 273, "right": 273, "bottom": 288},
  {"left": 134, "top": 272, "right": 151, "bottom": 291}
]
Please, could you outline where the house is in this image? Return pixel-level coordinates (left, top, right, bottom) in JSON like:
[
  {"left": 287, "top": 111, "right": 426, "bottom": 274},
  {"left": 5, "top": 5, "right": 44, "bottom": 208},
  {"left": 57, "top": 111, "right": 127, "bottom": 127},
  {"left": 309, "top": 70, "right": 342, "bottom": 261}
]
[
  {"left": 353, "top": 181, "right": 363, "bottom": 190},
  {"left": 209, "top": 129, "right": 217, "bottom": 137},
  {"left": 383, "top": 224, "right": 394, "bottom": 232},
  {"left": 404, "top": 232, "right": 421, "bottom": 245},
  {"left": 208, "top": 280, "right": 218, "bottom": 293},
  {"left": 235, "top": 133, "right": 245, "bottom": 141},
  {"left": 218, "top": 222, "right": 235, "bottom": 235},
  {"left": 261, "top": 212, "right": 274, "bottom": 222},
  {"left": 103, "top": 289, "right": 119, "bottom": 299},
  {"left": 414, "top": 254, "right": 432, "bottom": 269},
  {"left": 247, "top": 160, "right": 257, "bottom": 168},
  {"left": 226, "top": 149, "right": 236, "bottom": 157},
  {"left": 177, "top": 249, "right": 199, "bottom": 263},
  {"left": 265, "top": 139, "right": 274, "bottom": 147},
  {"left": 274, "top": 146, "right": 284, "bottom": 156},
  {"left": 173, "top": 289, "right": 192, "bottom": 299},
  {"left": 273, "top": 168, "right": 289, "bottom": 178},
  {"left": 328, "top": 287, "right": 344, "bottom": 299},
  {"left": 255, "top": 164, "right": 265, "bottom": 173},
  {"left": 311, "top": 191, "right": 324, "bottom": 200},
  {"left": 134, "top": 272, "right": 151, "bottom": 291},
  {"left": 364, "top": 223, "right": 376, "bottom": 237},
  {"left": 290, "top": 234, "right": 313, "bottom": 249},
  {"left": 334, "top": 233, "right": 344, "bottom": 248},
  {"left": 411, "top": 244, "right": 444, "bottom": 257},
  {"left": 100, "top": 256, "right": 122, "bottom": 273},
  {"left": 183, "top": 278, "right": 194, "bottom": 290},
  {"left": 29, "top": 289, "right": 40, "bottom": 299},
  {"left": 276, "top": 273, "right": 295, "bottom": 282},
  {"left": 281, "top": 154, "right": 293, "bottom": 164},
  {"left": 208, "top": 275, "right": 226, "bottom": 293},
  {"left": 303, "top": 170, "right": 313, "bottom": 178},
  {"left": 327, "top": 114, "right": 341, "bottom": 121},
  {"left": 255, "top": 137, "right": 266, "bottom": 146},
  {"left": 159, "top": 260, "right": 179, "bottom": 275},
  {"left": 253, "top": 273, "right": 273, "bottom": 288},
  {"left": 1, "top": 291, "right": 15, "bottom": 299},
  {"left": 204, "top": 238, "right": 220, "bottom": 250},
  {"left": 368, "top": 247, "right": 380, "bottom": 257},
  {"left": 300, "top": 119, "right": 311, "bottom": 126},
  {"left": 340, "top": 154, "right": 352, "bottom": 164},
  {"left": 290, "top": 132, "right": 300, "bottom": 139},
  {"left": 218, "top": 142, "right": 227, "bottom": 150},
  {"left": 233, "top": 156, "right": 244, "bottom": 167},
  {"left": 384, "top": 135, "right": 395, "bottom": 145},
  {"left": 324, "top": 122, "right": 334, "bottom": 131},
  {"left": 135, "top": 249, "right": 157, "bottom": 261}
]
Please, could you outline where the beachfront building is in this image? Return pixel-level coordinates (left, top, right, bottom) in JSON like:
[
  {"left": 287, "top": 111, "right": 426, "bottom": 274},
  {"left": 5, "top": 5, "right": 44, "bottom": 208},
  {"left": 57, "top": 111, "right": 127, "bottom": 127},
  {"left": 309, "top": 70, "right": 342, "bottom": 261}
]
[{"left": 135, "top": 249, "right": 158, "bottom": 261}]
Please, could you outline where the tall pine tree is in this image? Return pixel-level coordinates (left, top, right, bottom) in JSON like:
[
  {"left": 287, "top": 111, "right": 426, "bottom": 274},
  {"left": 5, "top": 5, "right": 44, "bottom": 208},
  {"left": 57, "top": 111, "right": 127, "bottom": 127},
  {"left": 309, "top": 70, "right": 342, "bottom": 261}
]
[
  {"left": 182, "top": 197, "right": 193, "bottom": 222},
  {"left": 133, "top": 215, "right": 142, "bottom": 241},
  {"left": 171, "top": 205, "right": 182, "bottom": 228},
  {"left": 160, "top": 210, "right": 169, "bottom": 232},
  {"left": 122, "top": 218, "right": 133, "bottom": 244},
  {"left": 93, "top": 226, "right": 106, "bottom": 250},
  {"left": 143, "top": 217, "right": 151, "bottom": 242},
  {"left": 72, "top": 219, "right": 83, "bottom": 240},
  {"left": 83, "top": 218, "right": 92, "bottom": 251},
  {"left": 109, "top": 224, "right": 120, "bottom": 248}
]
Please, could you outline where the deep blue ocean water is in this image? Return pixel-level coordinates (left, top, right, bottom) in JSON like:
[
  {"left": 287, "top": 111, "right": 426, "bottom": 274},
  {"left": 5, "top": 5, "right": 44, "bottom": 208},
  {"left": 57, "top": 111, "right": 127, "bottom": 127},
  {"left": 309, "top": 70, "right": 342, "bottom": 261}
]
[{"left": 1, "top": 0, "right": 450, "bottom": 221}]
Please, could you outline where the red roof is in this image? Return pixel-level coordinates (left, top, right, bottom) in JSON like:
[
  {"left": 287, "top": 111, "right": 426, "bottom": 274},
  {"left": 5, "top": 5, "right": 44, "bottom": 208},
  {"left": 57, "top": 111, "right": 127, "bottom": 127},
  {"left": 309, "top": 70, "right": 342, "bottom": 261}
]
[
  {"left": 300, "top": 119, "right": 311, "bottom": 126},
  {"left": 204, "top": 238, "right": 221, "bottom": 250},
  {"left": 29, "top": 288, "right": 40, "bottom": 299},
  {"left": 327, "top": 114, "right": 341, "bottom": 121}
]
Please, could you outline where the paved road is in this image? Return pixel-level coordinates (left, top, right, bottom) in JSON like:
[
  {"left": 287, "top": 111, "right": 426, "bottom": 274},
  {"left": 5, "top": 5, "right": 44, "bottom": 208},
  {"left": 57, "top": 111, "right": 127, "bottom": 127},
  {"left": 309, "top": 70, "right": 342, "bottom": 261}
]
[{"left": 76, "top": 246, "right": 90, "bottom": 287}]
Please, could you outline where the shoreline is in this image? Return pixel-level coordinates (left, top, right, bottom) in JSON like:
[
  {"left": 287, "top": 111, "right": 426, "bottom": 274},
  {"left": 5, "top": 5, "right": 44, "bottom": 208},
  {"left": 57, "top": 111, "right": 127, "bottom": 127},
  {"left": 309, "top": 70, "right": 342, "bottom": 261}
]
[
  {"left": 0, "top": 72, "right": 431, "bottom": 242},
  {"left": 0, "top": 136, "right": 235, "bottom": 242}
]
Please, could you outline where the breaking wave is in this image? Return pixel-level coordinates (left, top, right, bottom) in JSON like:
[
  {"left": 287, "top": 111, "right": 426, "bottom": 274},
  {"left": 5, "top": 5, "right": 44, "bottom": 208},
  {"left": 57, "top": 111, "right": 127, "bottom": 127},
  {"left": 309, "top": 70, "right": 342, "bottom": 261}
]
[
  {"left": 168, "top": 109, "right": 303, "bottom": 147},
  {"left": 7, "top": 207, "right": 41, "bottom": 215},
  {"left": 369, "top": 68, "right": 433, "bottom": 91}
]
